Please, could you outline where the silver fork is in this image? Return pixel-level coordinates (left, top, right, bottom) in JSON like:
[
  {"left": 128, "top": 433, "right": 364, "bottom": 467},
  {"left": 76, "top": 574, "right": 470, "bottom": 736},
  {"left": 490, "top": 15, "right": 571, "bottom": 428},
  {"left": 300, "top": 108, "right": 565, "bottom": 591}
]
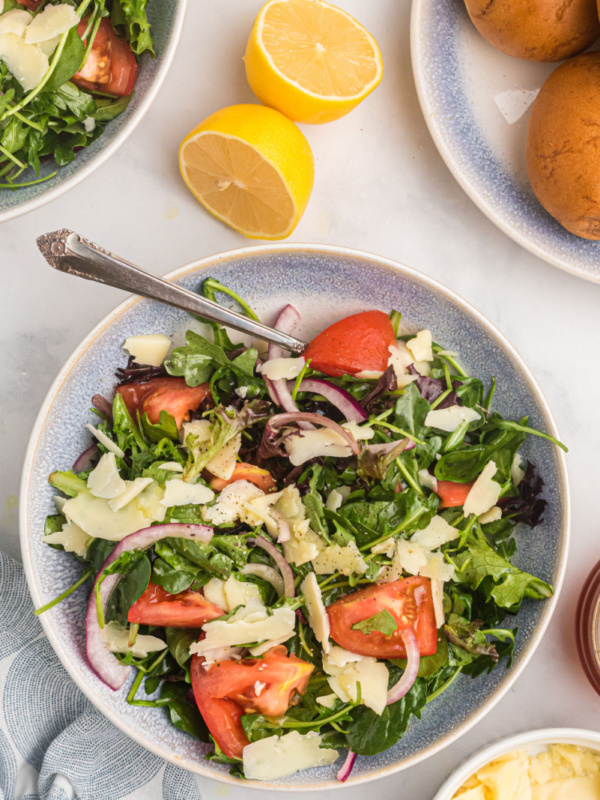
[{"left": 36, "top": 229, "right": 306, "bottom": 354}]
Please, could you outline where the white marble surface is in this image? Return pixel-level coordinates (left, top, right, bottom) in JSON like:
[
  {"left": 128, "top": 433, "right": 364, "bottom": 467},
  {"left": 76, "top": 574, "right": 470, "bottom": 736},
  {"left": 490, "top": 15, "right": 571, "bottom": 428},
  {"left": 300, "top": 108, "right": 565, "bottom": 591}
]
[{"left": 1, "top": 1, "right": 600, "bottom": 798}]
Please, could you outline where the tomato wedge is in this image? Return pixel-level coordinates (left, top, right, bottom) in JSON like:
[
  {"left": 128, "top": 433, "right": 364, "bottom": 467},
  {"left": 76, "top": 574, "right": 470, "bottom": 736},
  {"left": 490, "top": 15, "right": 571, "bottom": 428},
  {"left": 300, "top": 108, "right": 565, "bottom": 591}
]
[
  {"left": 303, "top": 310, "right": 396, "bottom": 377},
  {"left": 16, "top": 0, "right": 43, "bottom": 8},
  {"left": 127, "top": 583, "right": 224, "bottom": 628},
  {"left": 327, "top": 576, "right": 437, "bottom": 659},
  {"left": 191, "top": 646, "right": 313, "bottom": 759},
  {"left": 74, "top": 18, "right": 137, "bottom": 96},
  {"left": 116, "top": 377, "right": 213, "bottom": 429},
  {"left": 209, "top": 463, "right": 277, "bottom": 493},
  {"left": 436, "top": 480, "right": 474, "bottom": 508}
]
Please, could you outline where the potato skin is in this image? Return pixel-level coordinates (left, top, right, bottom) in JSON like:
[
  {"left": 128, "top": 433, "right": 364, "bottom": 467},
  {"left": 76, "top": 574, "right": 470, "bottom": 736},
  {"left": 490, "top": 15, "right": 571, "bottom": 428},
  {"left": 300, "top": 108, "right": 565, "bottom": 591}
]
[
  {"left": 526, "top": 53, "right": 600, "bottom": 239},
  {"left": 464, "top": 0, "right": 600, "bottom": 62}
]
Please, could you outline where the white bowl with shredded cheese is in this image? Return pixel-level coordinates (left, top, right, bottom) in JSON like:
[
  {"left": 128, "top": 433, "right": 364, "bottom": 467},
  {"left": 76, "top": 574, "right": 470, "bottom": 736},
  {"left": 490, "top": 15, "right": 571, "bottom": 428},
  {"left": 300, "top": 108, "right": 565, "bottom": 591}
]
[{"left": 434, "top": 729, "right": 600, "bottom": 800}]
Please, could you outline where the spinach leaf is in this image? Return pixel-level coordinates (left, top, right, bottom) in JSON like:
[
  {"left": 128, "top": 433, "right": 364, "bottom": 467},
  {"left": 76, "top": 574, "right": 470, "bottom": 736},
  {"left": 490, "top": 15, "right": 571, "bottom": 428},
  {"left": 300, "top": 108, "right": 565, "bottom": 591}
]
[
  {"left": 159, "top": 682, "right": 209, "bottom": 741},
  {"left": 352, "top": 609, "right": 397, "bottom": 636},
  {"left": 345, "top": 679, "right": 427, "bottom": 756},
  {"left": 391, "top": 631, "right": 449, "bottom": 677},
  {"left": 105, "top": 551, "right": 151, "bottom": 626},
  {"left": 43, "top": 513, "right": 66, "bottom": 550},
  {"left": 165, "top": 627, "right": 198, "bottom": 679},
  {"left": 45, "top": 30, "right": 86, "bottom": 92},
  {"left": 84, "top": 538, "right": 116, "bottom": 576},
  {"left": 140, "top": 410, "right": 179, "bottom": 442},
  {"left": 452, "top": 527, "right": 553, "bottom": 610},
  {"left": 338, "top": 489, "right": 437, "bottom": 546},
  {"left": 394, "top": 383, "right": 431, "bottom": 440}
]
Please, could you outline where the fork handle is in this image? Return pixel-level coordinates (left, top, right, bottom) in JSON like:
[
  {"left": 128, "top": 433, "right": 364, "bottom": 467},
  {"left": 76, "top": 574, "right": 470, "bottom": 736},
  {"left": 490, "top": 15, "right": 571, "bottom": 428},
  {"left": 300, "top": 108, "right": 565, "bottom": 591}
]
[{"left": 36, "top": 229, "right": 307, "bottom": 355}]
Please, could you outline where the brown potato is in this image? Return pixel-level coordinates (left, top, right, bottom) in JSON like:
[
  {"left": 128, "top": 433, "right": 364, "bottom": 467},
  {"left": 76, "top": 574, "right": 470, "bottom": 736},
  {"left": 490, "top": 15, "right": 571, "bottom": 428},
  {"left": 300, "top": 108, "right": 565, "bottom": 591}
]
[
  {"left": 526, "top": 53, "right": 600, "bottom": 239},
  {"left": 464, "top": 0, "right": 600, "bottom": 62}
]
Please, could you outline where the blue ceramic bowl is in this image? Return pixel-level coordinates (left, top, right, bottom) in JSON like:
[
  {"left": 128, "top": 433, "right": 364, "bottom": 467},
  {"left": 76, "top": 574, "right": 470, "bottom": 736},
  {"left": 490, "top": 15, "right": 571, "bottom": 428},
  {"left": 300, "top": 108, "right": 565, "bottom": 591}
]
[
  {"left": 0, "top": 0, "right": 186, "bottom": 223},
  {"left": 20, "top": 245, "right": 570, "bottom": 789},
  {"left": 411, "top": 0, "right": 600, "bottom": 284}
]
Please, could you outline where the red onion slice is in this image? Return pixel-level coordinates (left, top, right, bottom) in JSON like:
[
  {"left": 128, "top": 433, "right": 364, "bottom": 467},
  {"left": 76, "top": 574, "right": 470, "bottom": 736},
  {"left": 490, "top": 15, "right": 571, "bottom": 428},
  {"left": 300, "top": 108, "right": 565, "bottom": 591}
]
[
  {"left": 386, "top": 629, "right": 420, "bottom": 705},
  {"left": 241, "top": 563, "right": 285, "bottom": 596},
  {"left": 248, "top": 535, "right": 295, "bottom": 598},
  {"left": 337, "top": 750, "right": 357, "bottom": 782},
  {"left": 72, "top": 443, "right": 98, "bottom": 473},
  {"left": 86, "top": 523, "right": 213, "bottom": 690},
  {"left": 268, "top": 304, "right": 302, "bottom": 361},
  {"left": 264, "top": 376, "right": 314, "bottom": 430},
  {"left": 92, "top": 394, "right": 113, "bottom": 422},
  {"left": 364, "top": 439, "right": 415, "bottom": 455},
  {"left": 290, "top": 379, "right": 368, "bottom": 423},
  {"left": 268, "top": 412, "right": 360, "bottom": 455}
]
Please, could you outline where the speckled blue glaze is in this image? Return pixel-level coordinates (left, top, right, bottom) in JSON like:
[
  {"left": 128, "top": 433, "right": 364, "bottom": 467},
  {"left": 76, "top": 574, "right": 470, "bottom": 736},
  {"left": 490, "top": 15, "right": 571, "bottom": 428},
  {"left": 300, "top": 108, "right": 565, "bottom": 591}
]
[
  {"left": 0, "top": 1, "right": 186, "bottom": 222},
  {"left": 20, "top": 245, "right": 570, "bottom": 790},
  {"left": 411, "top": 0, "right": 600, "bottom": 283}
]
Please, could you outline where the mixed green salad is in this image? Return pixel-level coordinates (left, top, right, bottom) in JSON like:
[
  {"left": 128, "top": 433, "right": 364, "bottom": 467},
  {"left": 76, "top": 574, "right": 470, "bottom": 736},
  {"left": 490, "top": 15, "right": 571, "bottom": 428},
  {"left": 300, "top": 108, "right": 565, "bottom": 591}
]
[
  {"left": 40, "top": 279, "right": 566, "bottom": 782},
  {"left": 0, "top": 0, "right": 153, "bottom": 189}
]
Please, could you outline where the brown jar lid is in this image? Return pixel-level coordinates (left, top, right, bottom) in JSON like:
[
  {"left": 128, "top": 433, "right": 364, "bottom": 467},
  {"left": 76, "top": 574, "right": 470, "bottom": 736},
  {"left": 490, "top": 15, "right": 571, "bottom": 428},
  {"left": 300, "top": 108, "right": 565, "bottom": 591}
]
[{"left": 576, "top": 559, "right": 600, "bottom": 696}]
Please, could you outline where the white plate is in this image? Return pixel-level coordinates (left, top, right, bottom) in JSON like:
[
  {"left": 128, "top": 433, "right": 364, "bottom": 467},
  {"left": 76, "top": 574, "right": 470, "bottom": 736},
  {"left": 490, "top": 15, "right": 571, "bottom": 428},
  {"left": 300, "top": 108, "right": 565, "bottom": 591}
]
[
  {"left": 411, "top": 0, "right": 600, "bottom": 284},
  {"left": 433, "top": 728, "right": 600, "bottom": 799}
]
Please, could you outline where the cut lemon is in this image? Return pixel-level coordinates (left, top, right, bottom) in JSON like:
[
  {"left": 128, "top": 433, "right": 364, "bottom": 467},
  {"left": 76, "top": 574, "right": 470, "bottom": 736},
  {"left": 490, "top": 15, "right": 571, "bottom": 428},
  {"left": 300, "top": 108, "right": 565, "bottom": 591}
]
[
  {"left": 178, "top": 104, "right": 314, "bottom": 240},
  {"left": 245, "top": 0, "right": 383, "bottom": 124}
]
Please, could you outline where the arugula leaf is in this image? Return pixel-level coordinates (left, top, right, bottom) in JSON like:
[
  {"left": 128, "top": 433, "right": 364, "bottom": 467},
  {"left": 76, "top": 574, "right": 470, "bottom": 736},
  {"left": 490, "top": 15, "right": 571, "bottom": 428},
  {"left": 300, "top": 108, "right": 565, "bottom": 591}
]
[
  {"left": 452, "top": 526, "right": 553, "bottom": 610},
  {"left": 351, "top": 609, "right": 397, "bottom": 636},
  {"left": 111, "top": 0, "right": 154, "bottom": 56},
  {"left": 166, "top": 331, "right": 231, "bottom": 386},
  {"left": 394, "top": 383, "right": 431, "bottom": 441},
  {"left": 345, "top": 679, "right": 427, "bottom": 756},
  {"left": 140, "top": 410, "right": 179, "bottom": 442}
]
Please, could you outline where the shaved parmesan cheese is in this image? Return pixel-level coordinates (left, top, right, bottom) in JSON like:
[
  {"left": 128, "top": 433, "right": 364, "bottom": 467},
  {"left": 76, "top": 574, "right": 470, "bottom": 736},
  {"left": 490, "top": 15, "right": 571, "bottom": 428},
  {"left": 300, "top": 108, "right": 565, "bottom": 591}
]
[
  {"left": 283, "top": 519, "right": 324, "bottom": 566},
  {"left": 0, "top": 2, "right": 4, "bottom": 13},
  {"left": 285, "top": 428, "right": 355, "bottom": 465},
  {"left": 190, "top": 599, "right": 295, "bottom": 655},
  {"left": 109, "top": 477, "right": 154, "bottom": 512},
  {"left": 44, "top": 521, "right": 91, "bottom": 557},
  {"left": 395, "top": 539, "right": 428, "bottom": 575},
  {"left": 86, "top": 423, "right": 124, "bottom": 458},
  {"left": 430, "top": 579, "right": 445, "bottom": 628},
  {"left": 463, "top": 461, "right": 501, "bottom": 517},
  {"left": 37, "top": 34, "right": 60, "bottom": 56},
  {"left": 248, "top": 634, "right": 294, "bottom": 656},
  {"left": 260, "top": 356, "right": 305, "bottom": 381},
  {"left": 413, "top": 360, "right": 431, "bottom": 377},
  {"left": 420, "top": 551, "right": 454, "bottom": 583},
  {"left": 355, "top": 370, "right": 383, "bottom": 379},
  {"left": 425, "top": 405, "right": 480, "bottom": 432},
  {"left": 342, "top": 420, "right": 374, "bottom": 440},
  {"left": 0, "top": 9, "right": 32, "bottom": 37},
  {"left": 417, "top": 468, "right": 438, "bottom": 491},
  {"left": 123, "top": 333, "right": 171, "bottom": 367},
  {"left": 312, "top": 541, "right": 367, "bottom": 576},
  {"left": 87, "top": 453, "right": 126, "bottom": 500},
  {"left": 511, "top": 453, "right": 526, "bottom": 486},
  {"left": 316, "top": 694, "right": 337, "bottom": 709},
  {"left": 479, "top": 505, "right": 502, "bottom": 524},
  {"left": 181, "top": 419, "right": 211, "bottom": 446},
  {"left": 200, "top": 646, "right": 243, "bottom": 666},
  {"left": 160, "top": 478, "right": 214, "bottom": 507},
  {"left": 412, "top": 515, "right": 459, "bottom": 549},
  {"left": 243, "top": 731, "right": 338, "bottom": 781},
  {"left": 323, "top": 647, "right": 389, "bottom": 715},
  {"left": 300, "top": 572, "right": 330, "bottom": 653},
  {"left": 104, "top": 622, "right": 167, "bottom": 659},
  {"left": 24, "top": 4, "right": 78, "bottom": 43},
  {"left": 325, "top": 485, "right": 351, "bottom": 512},
  {"left": 406, "top": 329, "right": 433, "bottom": 362},
  {"left": 203, "top": 480, "right": 265, "bottom": 526},
  {"left": 387, "top": 341, "right": 414, "bottom": 380},
  {"left": 205, "top": 433, "right": 241, "bottom": 480},
  {"left": 63, "top": 490, "right": 155, "bottom": 542},
  {"left": 0, "top": 32, "right": 48, "bottom": 90},
  {"left": 371, "top": 537, "right": 395, "bottom": 557},
  {"left": 397, "top": 372, "right": 419, "bottom": 389},
  {"left": 156, "top": 461, "right": 183, "bottom": 472},
  {"left": 254, "top": 680, "right": 266, "bottom": 696},
  {"left": 54, "top": 495, "right": 67, "bottom": 514},
  {"left": 204, "top": 576, "right": 262, "bottom": 611}
]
